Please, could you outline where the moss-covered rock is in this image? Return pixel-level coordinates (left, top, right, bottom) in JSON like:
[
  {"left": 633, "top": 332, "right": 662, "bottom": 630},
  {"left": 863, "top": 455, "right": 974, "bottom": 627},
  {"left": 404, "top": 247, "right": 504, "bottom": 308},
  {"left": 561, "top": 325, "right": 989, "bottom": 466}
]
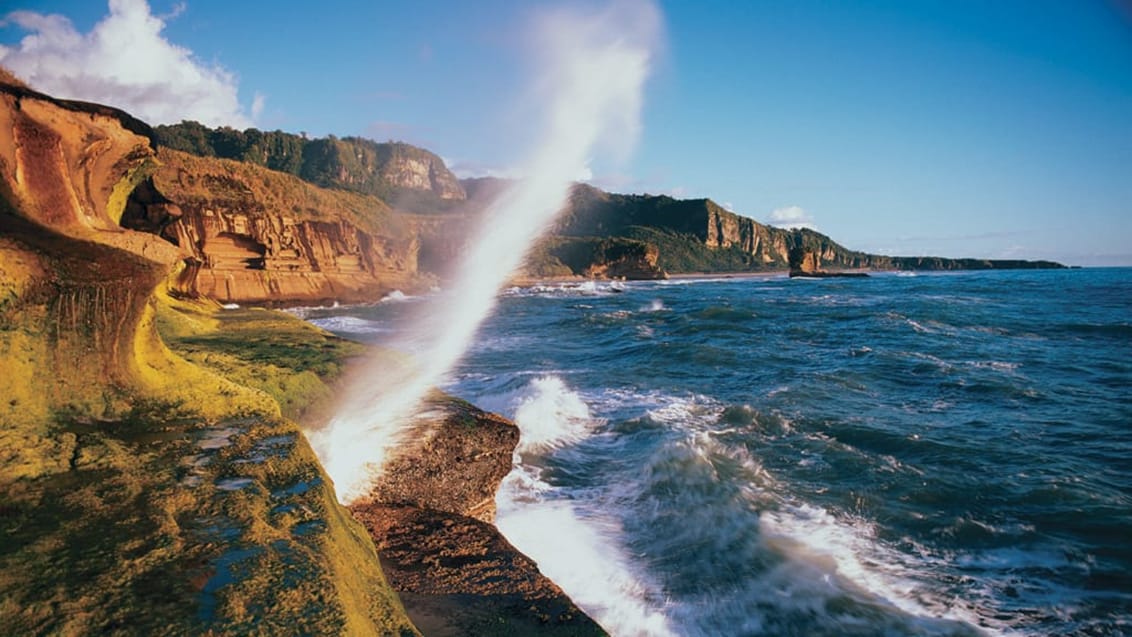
[{"left": 0, "top": 74, "right": 417, "bottom": 635}]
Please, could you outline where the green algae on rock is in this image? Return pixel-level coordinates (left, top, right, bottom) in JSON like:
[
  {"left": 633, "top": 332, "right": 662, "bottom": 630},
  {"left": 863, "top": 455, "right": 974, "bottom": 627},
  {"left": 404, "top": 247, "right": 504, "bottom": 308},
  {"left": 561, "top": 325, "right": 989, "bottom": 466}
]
[{"left": 0, "top": 72, "right": 416, "bottom": 635}]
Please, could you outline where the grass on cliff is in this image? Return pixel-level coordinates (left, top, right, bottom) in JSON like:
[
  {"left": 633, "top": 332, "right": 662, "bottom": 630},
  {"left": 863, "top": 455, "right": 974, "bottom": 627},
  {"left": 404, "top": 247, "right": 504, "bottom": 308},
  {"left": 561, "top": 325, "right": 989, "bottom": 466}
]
[
  {"left": 154, "top": 148, "right": 407, "bottom": 239},
  {"left": 623, "top": 225, "right": 763, "bottom": 273},
  {"left": 1, "top": 289, "right": 416, "bottom": 635},
  {"left": 155, "top": 294, "right": 366, "bottom": 420}
]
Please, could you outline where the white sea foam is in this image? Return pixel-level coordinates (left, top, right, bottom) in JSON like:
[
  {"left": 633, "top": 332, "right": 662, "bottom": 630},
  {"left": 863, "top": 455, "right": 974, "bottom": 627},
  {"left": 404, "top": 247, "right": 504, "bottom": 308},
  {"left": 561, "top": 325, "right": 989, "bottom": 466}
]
[
  {"left": 380, "top": 289, "right": 409, "bottom": 302},
  {"left": 640, "top": 430, "right": 996, "bottom": 635},
  {"left": 309, "top": 0, "right": 662, "bottom": 503},
  {"left": 966, "top": 360, "right": 1021, "bottom": 373},
  {"left": 308, "top": 316, "right": 387, "bottom": 335},
  {"left": 496, "top": 376, "right": 675, "bottom": 636},
  {"left": 512, "top": 375, "right": 601, "bottom": 453},
  {"left": 496, "top": 479, "right": 676, "bottom": 636},
  {"left": 506, "top": 280, "right": 630, "bottom": 298}
]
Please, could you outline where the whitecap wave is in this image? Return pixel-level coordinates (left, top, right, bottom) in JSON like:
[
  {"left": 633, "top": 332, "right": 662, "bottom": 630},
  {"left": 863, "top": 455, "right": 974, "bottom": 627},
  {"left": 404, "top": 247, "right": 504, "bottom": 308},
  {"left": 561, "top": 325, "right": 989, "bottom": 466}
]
[
  {"left": 506, "top": 280, "right": 629, "bottom": 298},
  {"left": 307, "top": 315, "right": 387, "bottom": 335},
  {"left": 496, "top": 471, "right": 677, "bottom": 636},
  {"left": 381, "top": 289, "right": 409, "bottom": 302},
  {"left": 511, "top": 375, "right": 602, "bottom": 453}
]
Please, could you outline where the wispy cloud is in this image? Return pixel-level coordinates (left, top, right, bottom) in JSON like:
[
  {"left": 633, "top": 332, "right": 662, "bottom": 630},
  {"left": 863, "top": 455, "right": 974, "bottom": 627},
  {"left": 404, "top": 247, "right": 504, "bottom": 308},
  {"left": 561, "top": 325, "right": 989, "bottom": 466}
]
[
  {"left": 767, "top": 205, "right": 817, "bottom": 230},
  {"left": 365, "top": 119, "right": 414, "bottom": 142},
  {"left": 448, "top": 162, "right": 513, "bottom": 180},
  {"left": 0, "top": 0, "right": 257, "bottom": 127}
]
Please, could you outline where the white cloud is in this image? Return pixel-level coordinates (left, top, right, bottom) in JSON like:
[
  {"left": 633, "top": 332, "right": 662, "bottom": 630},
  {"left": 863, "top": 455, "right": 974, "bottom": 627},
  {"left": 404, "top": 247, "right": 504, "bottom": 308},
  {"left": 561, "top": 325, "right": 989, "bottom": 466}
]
[
  {"left": 767, "top": 205, "right": 817, "bottom": 230},
  {"left": 447, "top": 159, "right": 520, "bottom": 180},
  {"left": 250, "top": 91, "right": 265, "bottom": 120},
  {"left": 0, "top": 0, "right": 257, "bottom": 127}
]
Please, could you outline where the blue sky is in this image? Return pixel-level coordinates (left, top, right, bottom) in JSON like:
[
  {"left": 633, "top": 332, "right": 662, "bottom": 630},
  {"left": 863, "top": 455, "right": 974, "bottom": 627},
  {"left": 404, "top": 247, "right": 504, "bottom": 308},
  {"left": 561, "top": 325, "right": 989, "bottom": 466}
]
[{"left": 2, "top": 0, "right": 1130, "bottom": 265}]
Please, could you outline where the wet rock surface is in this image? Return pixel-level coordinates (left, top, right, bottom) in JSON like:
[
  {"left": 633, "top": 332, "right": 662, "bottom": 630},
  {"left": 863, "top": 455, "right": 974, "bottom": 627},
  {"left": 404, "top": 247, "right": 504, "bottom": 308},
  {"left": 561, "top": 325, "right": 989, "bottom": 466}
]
[
  {"left": 0, "top": 414, "right": 414, "bottom": 635},
  {"left": 360, "top": 397, "right": 518, "bottom": 522},
  {"left": 352, "top": 505, "right": 605, "bottom": 637},
  {"left": 350, "top": 396, "right": 605, "bottom": 636}
]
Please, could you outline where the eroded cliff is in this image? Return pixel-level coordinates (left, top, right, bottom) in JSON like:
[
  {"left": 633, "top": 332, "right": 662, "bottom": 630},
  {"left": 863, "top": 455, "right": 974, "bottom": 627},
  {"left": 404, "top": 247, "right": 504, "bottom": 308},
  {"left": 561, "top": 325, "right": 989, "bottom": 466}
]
[
  {"left": 153, "top": 149, "right": 431, "bottom": 305},
  {"left": 553, "top": 183, "right": 1065, "bottom": 274},
  {"left": 154, "top": 122, "right": 466, "bottom": 203},
  {"left": 0, "top": 72, "right": 416, "bottom": 635}
]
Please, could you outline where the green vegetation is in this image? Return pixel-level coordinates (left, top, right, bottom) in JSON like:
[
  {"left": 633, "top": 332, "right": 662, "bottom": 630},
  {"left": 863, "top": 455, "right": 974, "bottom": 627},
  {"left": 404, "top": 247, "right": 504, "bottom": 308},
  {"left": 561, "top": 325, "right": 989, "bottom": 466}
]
[
  {"left": 622, "top": 226, "right": 758, "bottom": 273},
  {"left": 156, "top": 298, "right": 365, "bottom": 420},
  {"left": 154, "top": 122, "right": 463, "bottom": 213},
  {"left": 1, "top": 287, "right": 417, "bottom": 635}
]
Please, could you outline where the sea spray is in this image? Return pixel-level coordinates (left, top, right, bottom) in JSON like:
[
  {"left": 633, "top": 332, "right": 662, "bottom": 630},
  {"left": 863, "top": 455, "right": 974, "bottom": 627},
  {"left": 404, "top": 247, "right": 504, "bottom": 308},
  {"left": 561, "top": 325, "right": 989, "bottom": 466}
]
[
  {"left": 309, "top": 0, "right": 663, "bottom": 504},
  {"left": 495, "top": 375, "right": 677, "bottom": 635}
]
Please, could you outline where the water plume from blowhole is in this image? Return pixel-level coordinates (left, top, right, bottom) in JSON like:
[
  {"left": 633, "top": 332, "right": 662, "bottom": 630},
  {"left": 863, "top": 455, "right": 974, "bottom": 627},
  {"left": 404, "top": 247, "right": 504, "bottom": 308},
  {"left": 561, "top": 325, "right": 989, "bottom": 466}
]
[{"left": 308, "top": 0, "right": 664, "bottom": 505}]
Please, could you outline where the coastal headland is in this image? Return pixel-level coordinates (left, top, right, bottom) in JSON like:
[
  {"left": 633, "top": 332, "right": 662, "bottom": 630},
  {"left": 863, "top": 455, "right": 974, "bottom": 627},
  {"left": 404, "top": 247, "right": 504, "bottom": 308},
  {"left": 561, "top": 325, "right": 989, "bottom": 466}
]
[{"left": 0, "top": 69, "right": 1064, "bottom": 634}]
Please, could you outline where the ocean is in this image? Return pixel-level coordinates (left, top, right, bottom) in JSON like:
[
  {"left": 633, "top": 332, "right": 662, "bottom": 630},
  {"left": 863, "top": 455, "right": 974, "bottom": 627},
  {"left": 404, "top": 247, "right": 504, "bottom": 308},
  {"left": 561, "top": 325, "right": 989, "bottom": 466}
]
[{"left": 297, "top": 268, "right": 1131, "bottom": 636}]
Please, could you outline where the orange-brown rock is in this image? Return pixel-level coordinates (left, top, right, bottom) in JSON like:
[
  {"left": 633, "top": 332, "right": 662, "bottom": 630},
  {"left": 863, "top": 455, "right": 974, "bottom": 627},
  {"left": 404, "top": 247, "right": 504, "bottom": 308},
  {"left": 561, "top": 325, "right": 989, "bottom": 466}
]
[
  {"left": 154, "top": 149, "right": 433, "bottom": 305},
  {"left": 0, "top": 77, "right": 183, "bottom": 411},
  {"left": 357, "top": 396, "right": 518, "bottom": 523},
  {"left": 580, "top": 240, "right": 667, "bottom": 280},
  {"left": 348, "top": 396, "right": 606, "bottom": 636}
]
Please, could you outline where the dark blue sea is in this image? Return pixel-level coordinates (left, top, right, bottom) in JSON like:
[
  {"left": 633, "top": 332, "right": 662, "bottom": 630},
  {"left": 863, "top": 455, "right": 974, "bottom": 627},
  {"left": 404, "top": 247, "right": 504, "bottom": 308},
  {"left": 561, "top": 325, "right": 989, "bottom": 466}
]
[{"left": 297, "top": 268, "right": 1132, "bottom": 636}]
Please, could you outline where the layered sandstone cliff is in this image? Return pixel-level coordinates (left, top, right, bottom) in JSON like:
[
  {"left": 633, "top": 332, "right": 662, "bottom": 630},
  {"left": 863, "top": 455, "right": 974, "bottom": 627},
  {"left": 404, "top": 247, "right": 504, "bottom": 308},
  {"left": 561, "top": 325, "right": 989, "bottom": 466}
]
[
  {"left": 0, "top": 76, "right": 186, "bottom": 420},
  {"left": 0, "top": 72, "right": 416, "bottom": 635},
  {"left": 152, "top": 149, "right": 431, "bottom": 305}
]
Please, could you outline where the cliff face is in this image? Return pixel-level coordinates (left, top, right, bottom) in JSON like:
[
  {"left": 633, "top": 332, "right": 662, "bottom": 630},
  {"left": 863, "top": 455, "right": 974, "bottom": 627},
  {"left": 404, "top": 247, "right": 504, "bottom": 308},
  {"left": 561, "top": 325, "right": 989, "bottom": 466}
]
[
  {"left": 556, "top": 184, "right": 1065, "bottom": 274},
  {"left": 0, "top": 79, "right": 185, "bottom": 421},
  {"left": 154, "top": 122, "right": 466, "bottom": 203},
  {"left": 524, "top": 236, "right": 668, "bottom": 280},
  {"left": 153, "top": 148, "right": 432, "bottom": 305},
  {"left": 0, "top": 75, "right": 416, "bottom": 635},
  {"left": 367, "top": 141, "right": 465, "bottom": 200}
]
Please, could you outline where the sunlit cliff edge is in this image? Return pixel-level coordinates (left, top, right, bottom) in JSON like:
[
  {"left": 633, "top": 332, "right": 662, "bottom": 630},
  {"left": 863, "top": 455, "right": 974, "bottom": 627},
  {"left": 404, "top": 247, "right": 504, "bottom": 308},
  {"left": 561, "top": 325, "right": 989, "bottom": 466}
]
[
  {"left": 0, "top": 71, "right": 601, "bottom": 634},
  {"left": 0, "top": 71, "right": 418, "bottom": 634}
]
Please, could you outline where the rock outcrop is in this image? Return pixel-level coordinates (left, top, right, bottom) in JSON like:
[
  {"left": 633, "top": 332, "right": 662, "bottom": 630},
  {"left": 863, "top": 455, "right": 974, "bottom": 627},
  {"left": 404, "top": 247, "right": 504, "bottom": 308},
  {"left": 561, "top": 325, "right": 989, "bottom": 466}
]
[
  {"left": 349, "top": 396, "right": 606, "bottom": 636},
  {"left": 0, "top": 71, "right": 416, "bottom": 635},
  {"left": 153, "top": 148, "right": 432, "bottom": 305},
  {"left": 553, "top": 183, "right": 1065, "bottom": 274},
  {"left": 0, "top": 74, "right": 184, "bottom": 420},
  {"left": 154, "top": 122, "right": 466, "bottom": 203},
  {"left": 524, "top": 236, "right": 668, "bottom": 280}
]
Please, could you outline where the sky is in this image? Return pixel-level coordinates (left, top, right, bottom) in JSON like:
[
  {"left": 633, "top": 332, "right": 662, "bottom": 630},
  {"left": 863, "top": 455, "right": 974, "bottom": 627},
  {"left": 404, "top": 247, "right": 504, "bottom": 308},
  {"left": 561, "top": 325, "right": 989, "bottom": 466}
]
[{"left": 2, "top": 0, "right": 1130, "bottom": 266}]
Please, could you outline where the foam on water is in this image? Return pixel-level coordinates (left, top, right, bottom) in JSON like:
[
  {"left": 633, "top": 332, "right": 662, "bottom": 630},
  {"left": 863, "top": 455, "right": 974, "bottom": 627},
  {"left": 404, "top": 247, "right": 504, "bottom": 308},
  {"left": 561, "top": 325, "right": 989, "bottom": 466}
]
[
  {"left": 505, "top": 280, "right": 632, "bottom": 298},
  {"left": 491, "top": 376, "right": 1005, "bottom": 635},
  {"left": 301, "top": 268, "right": 1132, "bottom": 634},
  {"left": 511, "top": 376, "right": 601, "bottom": 452},
  {"left": 496, "top": 479, "right": 676, "bottom": 636},
  {"left": 380, "top": 289, "right": 409, "bottom": 302},
  {"left": 495, "top": 375, "right": 676, "bottom": 636},
  {"left": 307, "top": 315, "right": 387, "bottom": 335},
  {"left": 310, "top": 0, "right": 662, "bottom": 503}
]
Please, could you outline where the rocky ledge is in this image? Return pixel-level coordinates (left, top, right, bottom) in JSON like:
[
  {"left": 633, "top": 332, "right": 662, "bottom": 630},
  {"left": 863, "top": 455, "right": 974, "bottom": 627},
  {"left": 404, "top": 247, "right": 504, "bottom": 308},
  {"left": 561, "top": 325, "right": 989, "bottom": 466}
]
[{"left": 348, "top": 396, "right": 606, "bottom": 636}]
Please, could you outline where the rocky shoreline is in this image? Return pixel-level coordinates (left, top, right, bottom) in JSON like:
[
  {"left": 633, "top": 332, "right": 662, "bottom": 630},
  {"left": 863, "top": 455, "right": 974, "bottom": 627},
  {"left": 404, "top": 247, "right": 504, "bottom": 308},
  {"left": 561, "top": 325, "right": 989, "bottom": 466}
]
[
  {"left": 279, "top": 317, "right": 610, "bottom": 633},
  {"left": 335, "top": 395, "right": 605, "bottom": 635}
]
